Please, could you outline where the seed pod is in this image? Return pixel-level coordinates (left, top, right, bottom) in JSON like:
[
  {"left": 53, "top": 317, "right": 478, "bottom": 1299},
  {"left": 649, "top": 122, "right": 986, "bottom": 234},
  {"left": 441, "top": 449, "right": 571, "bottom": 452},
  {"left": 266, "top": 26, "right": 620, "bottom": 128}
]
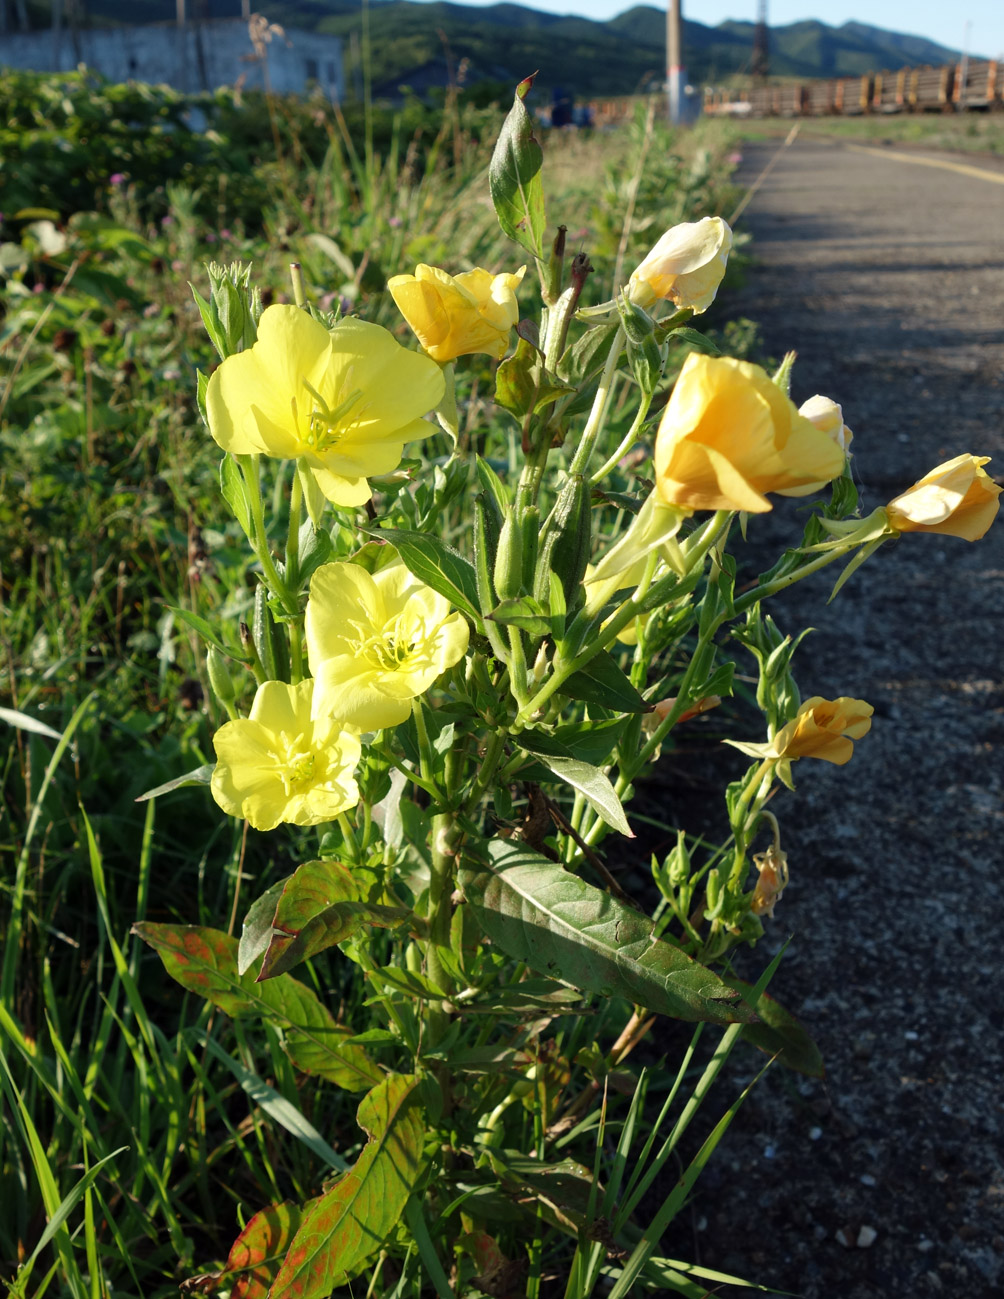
[
  {"left": 493, "top": 510, "right": 523, "bottom": 601},
  {"left": 534, "top": 473, "right": 592, "bottom": 611},
  {"left": 520, "top": 505, "right": 540, "bottom": 595},
  {"left": 206, "top": 647, "right": 236, "bottom": 706}
]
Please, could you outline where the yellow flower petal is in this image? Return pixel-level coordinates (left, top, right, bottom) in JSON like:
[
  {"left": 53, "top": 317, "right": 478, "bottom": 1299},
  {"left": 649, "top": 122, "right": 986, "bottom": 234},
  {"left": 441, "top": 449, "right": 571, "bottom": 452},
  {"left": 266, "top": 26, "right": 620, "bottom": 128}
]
[
  {"left": 767, "top": 696, "right": 873, "bottom": 766},
  {"left": 654, "top": 354, "right": 846, "bottom": 513},
  {"left": 206, "top": 305, "right": 444, "bottom": 507},
  {"left": 211, "top": 680, "right": 361, "bottom": 831},
  {"left": 306, "top": 559, "right": 470, "bottom": 731},
  {"left": 389, "top": 263, "right": 525, "bottom": 363},
  {"left": 886, "top": 454, "right": 1000, "bottom": 541},
  {"left": 628, "top": 217, "right": 733, "bottom": 314}
]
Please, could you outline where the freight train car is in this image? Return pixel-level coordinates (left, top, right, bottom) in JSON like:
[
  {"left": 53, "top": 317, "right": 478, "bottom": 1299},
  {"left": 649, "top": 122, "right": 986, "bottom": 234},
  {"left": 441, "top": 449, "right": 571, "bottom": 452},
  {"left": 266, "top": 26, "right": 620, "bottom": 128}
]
[{"left": 704, "top": 57, "right": 1002, "bottom": 117}]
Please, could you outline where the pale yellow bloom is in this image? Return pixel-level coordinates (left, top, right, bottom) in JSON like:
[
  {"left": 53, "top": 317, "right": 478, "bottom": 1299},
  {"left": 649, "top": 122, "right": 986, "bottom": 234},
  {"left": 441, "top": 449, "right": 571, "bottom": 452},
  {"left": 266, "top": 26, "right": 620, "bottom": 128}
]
[
  {"left": 768, "top": 696, "right": 873, "bottom": 766},
  {"left": 886, "top": 454, "right": 1000, "bottom": 542},
  {"left": 778, "top": 393, "right": 854, "bottom": 498},
  {"left": 654, "top": 353, "right": 846, "bottom": 513},
  {"left": 206, "top": 305, "right": 444, "bottom": 508},
  {"left": 306, "top": 560, "right": 470, "bottom": 730},
  {"left": 628, "top": 217, "right": 733, "bottom": 314},
  {"left": 388, "top": 264, "right": 525, "bottom": 363},
  {"left": 211, "top": 679, "right": 361, "bottom": 831}
]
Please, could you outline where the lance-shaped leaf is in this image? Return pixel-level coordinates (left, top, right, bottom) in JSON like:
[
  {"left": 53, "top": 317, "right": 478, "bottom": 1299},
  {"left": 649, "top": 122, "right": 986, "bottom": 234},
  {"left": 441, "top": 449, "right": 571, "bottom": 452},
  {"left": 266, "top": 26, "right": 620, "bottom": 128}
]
[
  {"left": 515, "top": 742, "right": 633, "bottom": 838},
  {"left": 260, "top": 859, "right": 410, "bottom": 981},
  {"left": 559, "top": 650, "right": 651, "bottom": 714},
  {"left": 489, "top": 74, "right": 546, "bottom": 258},
  {"left": 269, "top": 1074, "right": 425, "bottom": 1299},
  {"left": 226, "top": 1200, "right": 312, "bottom": 1299},
  {"left": 363, "top": 525, "right": 481, "bottom": 629},
  {"left": 133, "top": 923, "right": 381, "bottom": 1091},
  {"left": 461, "top": 842, "right": 752, "bottom": 1027},
  {"left": 724, "top": 976, "right": 824, "bottom": 1077}
]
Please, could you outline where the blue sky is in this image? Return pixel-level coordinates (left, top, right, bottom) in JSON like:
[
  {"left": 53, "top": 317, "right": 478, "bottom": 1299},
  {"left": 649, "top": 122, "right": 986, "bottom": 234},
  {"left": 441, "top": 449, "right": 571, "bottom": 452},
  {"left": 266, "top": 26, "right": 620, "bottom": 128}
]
[{"left": 442, "top": 2, "right": 1004, "bottom": 58}]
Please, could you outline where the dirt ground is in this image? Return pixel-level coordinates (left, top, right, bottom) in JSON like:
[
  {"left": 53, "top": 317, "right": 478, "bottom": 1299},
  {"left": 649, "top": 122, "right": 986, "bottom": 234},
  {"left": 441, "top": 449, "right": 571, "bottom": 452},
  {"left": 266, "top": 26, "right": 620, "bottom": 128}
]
[{"left": 658, "top": 136, "right": 1004, "bottom": 1298}]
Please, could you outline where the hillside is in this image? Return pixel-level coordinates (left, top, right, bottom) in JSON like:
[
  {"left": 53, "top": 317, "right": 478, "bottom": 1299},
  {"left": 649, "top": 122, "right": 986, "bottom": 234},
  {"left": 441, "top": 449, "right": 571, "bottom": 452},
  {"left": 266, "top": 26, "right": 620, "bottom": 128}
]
[{"left": 16, "top": 1, "right": 969, "bottom": 98}]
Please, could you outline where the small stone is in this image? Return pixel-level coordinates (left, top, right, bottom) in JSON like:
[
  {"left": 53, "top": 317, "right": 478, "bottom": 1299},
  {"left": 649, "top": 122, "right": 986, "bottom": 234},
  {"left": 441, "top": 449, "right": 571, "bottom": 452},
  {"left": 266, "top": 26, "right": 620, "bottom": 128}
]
[
  {"left": 918, "top": 1239, "right": 934, "bottom": 1253},
  {"left": 860, "top": 1174, "right": 877, "bottom": 1187},
  {"left": 809, "top": 1126, "right": 823, "bottom": 1141},
  {"left": 764, "top": 1144, "right": 776, "bottom": 1159},
  {"left": 835, "top": 1228, "right": 854, "bottom": 1249},
  {"left": 904, "top": 1030, "right": 919, "bottom": 1041},
  {"left": 857, "top": 1225, "right": 878, "bottom": 1248}
]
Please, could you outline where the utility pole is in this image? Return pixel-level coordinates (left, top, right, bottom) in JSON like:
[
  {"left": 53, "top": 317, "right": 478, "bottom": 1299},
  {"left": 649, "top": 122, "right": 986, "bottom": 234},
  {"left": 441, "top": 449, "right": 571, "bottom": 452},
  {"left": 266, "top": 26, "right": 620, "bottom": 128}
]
[
  {"left": 666, "top": 0, "right": 685, "bottom": 124},
  {"left": 752, "top": 0, "right": 769, "bottom": 80}
]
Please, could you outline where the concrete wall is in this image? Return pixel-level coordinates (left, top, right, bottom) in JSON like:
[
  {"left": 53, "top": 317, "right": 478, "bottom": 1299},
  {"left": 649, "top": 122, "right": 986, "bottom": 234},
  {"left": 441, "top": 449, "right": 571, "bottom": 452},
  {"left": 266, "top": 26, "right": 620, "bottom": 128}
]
[{"left": 0, "top": 19, "right": 344, "bottom": 100}]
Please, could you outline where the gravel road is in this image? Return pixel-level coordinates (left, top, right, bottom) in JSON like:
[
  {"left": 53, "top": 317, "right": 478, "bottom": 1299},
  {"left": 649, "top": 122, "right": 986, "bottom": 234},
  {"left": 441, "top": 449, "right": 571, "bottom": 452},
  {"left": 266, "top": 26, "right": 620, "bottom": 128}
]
[{"left": 680, "top": 137, "right": 1004, "bottom": 1299}]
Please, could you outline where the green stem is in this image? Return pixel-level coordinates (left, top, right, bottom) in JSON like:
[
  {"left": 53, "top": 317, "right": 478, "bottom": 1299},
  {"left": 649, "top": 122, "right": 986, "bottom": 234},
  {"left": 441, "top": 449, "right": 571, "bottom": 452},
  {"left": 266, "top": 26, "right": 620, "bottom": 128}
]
[
  {"left": 239, "top": 455, "right": 296, "bottom": 615},
  {"left": 289, "top": 262, "right": 307, "bottom": 308},
  {"left": 733, "top": 538, "right": 860, "bottom": 614},
  {"left": 462, "top": 727, "right": 508, "bottom": 816},
  {"left": 567, "top": 325, "right": 624, "bottom": 476},
  {"left": 589, "top": 389, "right": 653, "bottom": 484}
]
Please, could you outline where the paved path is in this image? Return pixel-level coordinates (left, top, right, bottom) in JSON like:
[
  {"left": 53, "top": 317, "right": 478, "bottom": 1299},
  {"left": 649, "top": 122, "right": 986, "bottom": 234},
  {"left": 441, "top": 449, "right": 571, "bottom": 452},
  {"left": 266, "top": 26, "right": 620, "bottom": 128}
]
[{"left": 690, "top": 138, "right": 1004, "bottom": 1299}]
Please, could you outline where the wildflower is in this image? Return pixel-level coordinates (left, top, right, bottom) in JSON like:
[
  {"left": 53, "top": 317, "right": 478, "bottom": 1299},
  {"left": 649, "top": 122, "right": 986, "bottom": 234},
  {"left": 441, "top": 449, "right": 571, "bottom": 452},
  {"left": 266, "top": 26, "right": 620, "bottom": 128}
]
[
  {"left": 206, "top": 305, "right": 445, "bottom": 508},
  {"left": 768, "top": 696, "right": 873, "bottom": 766},
  {"left": 627, "top": 216, "right": 733, "bottom": 314},
  {"left": 776, "top": 393, "right": 854, "bottom": 498},
  {"left": 109, "top": 173, "right": 126, "bottom": 186},
  {"left": 654, "top": 353, "right": 846, "bottom": 513},
  {"left": 387, "top": 264, "right": 525, "bottom": 363},
  {"left": 306, "top": 560, "right": 470, "bottom": 730},
  {"left": 210, "top": 679, "right": 361, "bottom": 831},
  {"left": 885, "top": 454, "right": 1000, "bottom": 542}
]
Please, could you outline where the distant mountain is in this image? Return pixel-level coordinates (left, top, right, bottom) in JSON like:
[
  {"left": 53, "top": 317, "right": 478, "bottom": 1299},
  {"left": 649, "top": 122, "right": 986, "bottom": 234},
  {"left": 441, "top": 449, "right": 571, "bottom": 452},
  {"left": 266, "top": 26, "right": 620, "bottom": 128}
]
[{"left": 23, "top": 2, "right": 970, "bottom": 98}]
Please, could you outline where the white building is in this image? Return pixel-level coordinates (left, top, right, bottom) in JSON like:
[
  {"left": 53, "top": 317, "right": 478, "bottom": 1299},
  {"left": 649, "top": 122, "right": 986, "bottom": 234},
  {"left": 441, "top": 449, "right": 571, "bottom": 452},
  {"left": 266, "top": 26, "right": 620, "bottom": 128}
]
[{"left": 0, "top": 12, "right": 344, "bottom": 101}]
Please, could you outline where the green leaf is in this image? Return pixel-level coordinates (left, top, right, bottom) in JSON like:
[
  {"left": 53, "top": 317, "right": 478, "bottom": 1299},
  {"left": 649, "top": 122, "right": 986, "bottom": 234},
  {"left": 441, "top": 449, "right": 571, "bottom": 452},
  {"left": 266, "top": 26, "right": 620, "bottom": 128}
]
[
  {"left": 663, "top": 326, "right": 721, "bottom": 355},
  {"left": 495, "top": 335, "right": 572, "bottom": 421},
  {"left": 0, "top": 706, "right": 62, "bottom": 741},
  {"left": 556, "top": 321, "right": 620, "bottom": 386},
  {"left": 133, "top": 924, "right": 381, "bottom": 1090},
  {"left": 198, "top": 1033, "right": 347, "bottom": 1172},
  {"left": 220, "top": 454, "right": 253, "bottom": 537},
  {"left": 226, "top": 1200, "right": 311, "bottom": 1299},
  {"left": 560, "top": 651, "right": 651, "bottom": 713},
  {"left": 489, "top": 74, "right": 546, "bottom": 258},
  {"left": 724, "top": 978, "right": 824, "bottom": 1076},
  {"left": 364, "top": 526, "right": 481, "bottom": 628},
  {"left": 134, "top": 763, "right": 214, "bottom": 803},
  {"left": 260, "top": 860, "right": 410, "bottom": 980},
  {"left": 489, "top": 596, "right": 551, "bottom": 638},
  {"left": 163, "top": 603, "right": 232, "bottom": 657},
  {"left": 461, "top": 841, "right": 752, "bottom": 1026},
  {"left": 190, "top": 281, "right": 227, "bottom": 360},
  {"left": 269, "top": 1075, "right": 426, "bottom": 1299},
  {"left": 529, "top": 752, "right": 633, "bottom": 837},
  {"left": 238, "top": 879, "right": 289, "bottom": 976}
]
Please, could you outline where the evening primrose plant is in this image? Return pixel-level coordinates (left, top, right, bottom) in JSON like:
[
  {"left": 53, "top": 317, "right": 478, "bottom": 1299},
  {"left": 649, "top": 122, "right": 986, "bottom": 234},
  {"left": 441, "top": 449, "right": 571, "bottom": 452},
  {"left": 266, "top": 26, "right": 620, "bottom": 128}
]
[{"left": 136, "top": 79, "right": 1001, "bottom": 1298}]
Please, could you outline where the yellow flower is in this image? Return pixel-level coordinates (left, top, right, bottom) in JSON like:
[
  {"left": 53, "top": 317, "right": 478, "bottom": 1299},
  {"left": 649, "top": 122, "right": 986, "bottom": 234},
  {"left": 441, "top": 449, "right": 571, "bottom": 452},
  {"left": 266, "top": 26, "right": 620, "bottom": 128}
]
[
  {"left": 210, "top": 679, "right": 361, "bottom": 831},
  {"left": 768, "top": 696, "right": 873, "bottom": 766},
  {"left": 206, "top": 305, "right": 445, "bottom": 508},
  {"left": 306, "top": 560, "right": 470, "bottom": 730},
  {"left": 885, "top": 454, "right": 1000, "bottom": 542},
  {"left": 654, "top": 353, "right": 846, "bottom": 513},
  {"left": 387, "top": 264, "right": 525, "bottom": 363},
  {"left": 628, "top": 216, "right": 733, "bottom": 314}
]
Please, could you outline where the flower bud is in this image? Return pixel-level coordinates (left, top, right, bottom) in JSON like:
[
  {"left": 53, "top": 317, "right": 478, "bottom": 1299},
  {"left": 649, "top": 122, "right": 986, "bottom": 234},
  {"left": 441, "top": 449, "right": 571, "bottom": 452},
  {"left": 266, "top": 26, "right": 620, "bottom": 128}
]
[
  {"left": 206, "top": 647, "right": 237, "bottom": 707},
  {"left": 885, "top": 454, "right": 1000, "bottom": 542},
  {"left": 627, "top": 217, "right": 733, "bottom": 314}
]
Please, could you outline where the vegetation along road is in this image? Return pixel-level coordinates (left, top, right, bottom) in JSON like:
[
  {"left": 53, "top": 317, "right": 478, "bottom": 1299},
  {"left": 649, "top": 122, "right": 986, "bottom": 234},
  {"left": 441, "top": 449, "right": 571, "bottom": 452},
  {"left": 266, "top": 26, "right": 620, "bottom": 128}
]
[{"left": 688, "top": 134, "right": 1004, "bottom": 1298}]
